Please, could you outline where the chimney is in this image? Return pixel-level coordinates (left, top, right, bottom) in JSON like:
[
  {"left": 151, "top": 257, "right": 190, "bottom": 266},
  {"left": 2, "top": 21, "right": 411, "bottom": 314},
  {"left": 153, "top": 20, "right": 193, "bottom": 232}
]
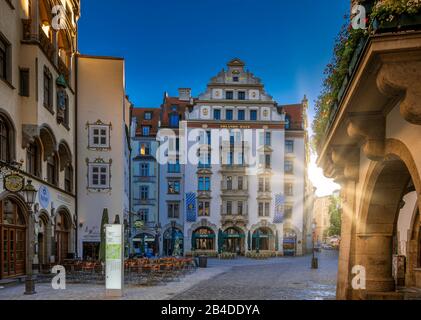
[{"left": 178, "top": 88, "right": 191, "bottom": 101}]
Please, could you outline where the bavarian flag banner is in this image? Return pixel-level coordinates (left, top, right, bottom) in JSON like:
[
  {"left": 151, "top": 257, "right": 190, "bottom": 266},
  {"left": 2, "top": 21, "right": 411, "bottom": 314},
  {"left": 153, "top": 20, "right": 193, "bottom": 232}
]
[
  {"left": 273, "top": 193, "right": 285, "bottom": 224},
  {"left": 186, "top": 192, "right": 197, "bottom": 222}
]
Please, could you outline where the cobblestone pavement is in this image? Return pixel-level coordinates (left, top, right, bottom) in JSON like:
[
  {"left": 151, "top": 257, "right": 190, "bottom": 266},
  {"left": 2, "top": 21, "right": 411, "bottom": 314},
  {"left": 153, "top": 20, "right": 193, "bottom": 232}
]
[
  {"left": 173, "top": 250, "right": 339, "bottom": 300},
  {"left": 0, "top": 250, "right": 338, "bottom": 300}
]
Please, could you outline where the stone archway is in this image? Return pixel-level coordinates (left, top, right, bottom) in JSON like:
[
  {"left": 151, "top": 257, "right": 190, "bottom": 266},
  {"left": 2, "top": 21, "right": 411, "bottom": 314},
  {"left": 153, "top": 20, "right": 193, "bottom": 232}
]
[{"left": 355, "top": 139, "right": 421, "bottom": 295}]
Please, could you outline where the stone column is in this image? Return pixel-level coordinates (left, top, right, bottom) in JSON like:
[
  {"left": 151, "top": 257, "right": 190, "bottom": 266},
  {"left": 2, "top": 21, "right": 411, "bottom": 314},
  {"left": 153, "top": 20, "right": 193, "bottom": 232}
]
[
  {"left": 336, "top": 180, "right": 357, "bottom": 300},
  {"left": 356, "top": 233, "right": 395, "bottom": 293}
]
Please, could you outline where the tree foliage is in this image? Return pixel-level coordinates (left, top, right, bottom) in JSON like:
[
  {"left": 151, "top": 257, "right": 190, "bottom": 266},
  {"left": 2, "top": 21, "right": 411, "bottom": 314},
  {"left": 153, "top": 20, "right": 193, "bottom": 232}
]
[{"left": 327, "top": 195, "right": 341, "bottom": 237}]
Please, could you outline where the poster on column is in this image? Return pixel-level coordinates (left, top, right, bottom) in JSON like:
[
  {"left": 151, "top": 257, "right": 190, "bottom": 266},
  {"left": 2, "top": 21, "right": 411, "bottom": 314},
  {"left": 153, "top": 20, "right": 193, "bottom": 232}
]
[{"left": 105, "top": 224, "right": 124, "bottom": 296}]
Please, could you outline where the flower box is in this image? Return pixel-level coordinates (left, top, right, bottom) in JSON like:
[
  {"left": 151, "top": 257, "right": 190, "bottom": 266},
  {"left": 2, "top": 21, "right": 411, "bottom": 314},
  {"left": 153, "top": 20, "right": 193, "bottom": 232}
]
[{"left": 400, "top": 14, "right": 421, "bottom": 29}]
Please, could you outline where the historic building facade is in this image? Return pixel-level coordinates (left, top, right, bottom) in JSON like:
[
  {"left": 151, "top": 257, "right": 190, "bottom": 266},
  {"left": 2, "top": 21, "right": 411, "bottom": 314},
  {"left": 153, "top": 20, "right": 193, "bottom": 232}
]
[
  {"left": 317, "top": 1, "right": 421, "bottom": 299},
  {"left": 158, "top": 58, "right": 311, "bottom": 256},
  {"left": 157, "top": 92, "right": 192, "bottom": 257},
  {"left": 0, "top": 0, "right": 79, "bottom": 279},
  {"left": 130, "top": 108, "right": 160, "bottom": 256},
  {"left": 0, "top": 0, "right": 133, "bottom": 277}
]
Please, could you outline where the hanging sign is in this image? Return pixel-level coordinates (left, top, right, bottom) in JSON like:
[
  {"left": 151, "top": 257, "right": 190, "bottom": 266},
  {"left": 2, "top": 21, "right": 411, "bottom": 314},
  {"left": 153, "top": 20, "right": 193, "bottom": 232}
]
[
  {"left": 4, "top": 174, "right": 24, "bottom": 192},
  {"left": 105, "top": 224, "right": 124, "bottom": 297}
]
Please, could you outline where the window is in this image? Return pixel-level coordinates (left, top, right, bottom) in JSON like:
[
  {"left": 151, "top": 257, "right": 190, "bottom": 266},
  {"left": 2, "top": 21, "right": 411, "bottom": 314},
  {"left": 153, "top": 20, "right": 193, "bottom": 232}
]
[
  {"left": 88, "top": 163, "right": 110, "bottom": 189},
  {"left": 226, "top": 176, "right": 233, "bottom": 190},
  {"left": 226, "top": 201, "right": 232, "bottom": 215},
  {"left": 238, "top": 109, "right": 245, "bottom": 120},
  {"left": 285, "top": 140, "right": 294, "bottom": 153},
  {"left": 238, "top": 176, "right": 244, "bottom": 190},
  {"left": 258, "top": 176, "right": 270, "bottom": 192},
  {"left": 285, "top": 115, "right": 291, "bottom": 129},
  {"left": 169, "top": 113, "right": 179, "bottom": 128},
  {"left": 265, "top": 154, "right": 271, "bottom": 169},
  {"left": 285, "top": 183, "right": 294, "bottom": 196},
  {"left": 265, "top": 177, "right": 271, "bottom": 192},
  {"left": 0, "top": 116, "right": 12, "bottom": 163},
  {"left": 225, "top": 91, "right": 233, "bottom": 100},
  {"left": 168, "top": 159, "right": 180, "bottom": 173},
  {"left": 259, "top": 202, "right": 270, "bottom": 217},
  {"left": 19, "top": 69, "right": 29, "bottom": 97},
  {"left": 213, "top": 109, "right": 221, "bottom": 120},
  {"left": 237, "top": 201, "right": 243, "bottom": 216},
  {"left": 168, "top": 202, "right": 180, "bottom": 219},
  {"left": 284, "top": 205, "right": 293, "bottom": 219},
  {"left": 140, "top": 143, "right": 150, "bottom": 156},
  {"left": 139, "top": 209, "right": 149, "bottom": 222},
  {"left": 250, "top": 110, "right": 257, "bottom": 121},
  {"left": 47, "top": 154, "right": 59, "bottom": 186},
  {"left": 285, "top": 160, "right": 294, "bottom": 174},
  {"left": 43, "top": 67, "right": 53, "bottom": 110},
  {"left": 198, "top": 201, "right": 210, "bottom": 217},
  {"left": 198, "top": 151, "right": 211, "bottom": 168},
  {"left": 258, "top": 177, "right": 264, "bottom": 192},
  {"left": 65, "top": 165, "right": 73, "bottom": 193},
  {"left": 142, "top": 126, "right": 150, "bottom": 136},
  {"left": 258, "top": 203, "right": 264, "bottom": 217},
  {"left": 144, "top": 112, "right": 152, "bottom": 120},
  {"left": 140, "top": 186, "right": 149, "bottom": 200},
  {"left": 265, "top": 132, "right": 272, "bottom": 146},
  {"left": 0, "top": 36, "right": 10, "bottom": 82},
  {"left": 226, "top": 109, "right": 233, "bottom": 120},
  {"left": 238, "top": 91, "right": 246, "bottom": 100},
  {"left": 89, "top": 125, "right": 110, "bottom": 149},
  {"left": 140, "top": 163, "right": 149, "bottom": 177},
  {"left": 26, "top": 141, "right": 41, "bottom": 177},
  {"left": 233, "top": 76, "right": 239, "bottom": 82},
  {"left": 265, "top": 203, "right": 270, "bottom": 217},
  {"left": 198, "top": 176, "right": 211, "bottom": 191},
  {"left": 168, "top": 180, "right": 180, "bottom": 194}
]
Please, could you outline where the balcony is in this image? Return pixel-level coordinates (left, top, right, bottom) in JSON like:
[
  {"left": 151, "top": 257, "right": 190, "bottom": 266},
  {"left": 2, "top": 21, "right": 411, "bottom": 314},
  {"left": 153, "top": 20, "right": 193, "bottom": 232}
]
[
  {"left": 21, "top": 20, "right": 70, "bottom": 85},
  {"left": 312, "top": 1, "right": 421, "bottom": 152}
]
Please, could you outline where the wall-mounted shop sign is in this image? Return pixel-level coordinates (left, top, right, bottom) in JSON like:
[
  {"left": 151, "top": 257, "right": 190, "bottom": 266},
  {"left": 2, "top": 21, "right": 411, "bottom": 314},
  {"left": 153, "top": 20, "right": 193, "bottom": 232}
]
[
  {"left": 38, "top": 185, "right": 51, "bottom": 209},
  {"left": 4, "top": 174, "right": 24, "bottom": 192},
  {"left": 105, "top": 224, "right": 124, "bottom": 297}
]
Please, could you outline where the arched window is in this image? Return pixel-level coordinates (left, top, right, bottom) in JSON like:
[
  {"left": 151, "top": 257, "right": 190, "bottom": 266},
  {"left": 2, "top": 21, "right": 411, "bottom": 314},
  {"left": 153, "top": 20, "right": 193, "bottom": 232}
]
[
  {"left": 0, "top": 115, "right": 12, "bottom": 163},
  {"left": 47, "top": 153, "right": 59, "bottom": 186},
  {"left": 64, "top": 165, "right": 73, "bottom": 193},
  {"left": 26, "top": 140, "right": 41, "bottom": 177}
]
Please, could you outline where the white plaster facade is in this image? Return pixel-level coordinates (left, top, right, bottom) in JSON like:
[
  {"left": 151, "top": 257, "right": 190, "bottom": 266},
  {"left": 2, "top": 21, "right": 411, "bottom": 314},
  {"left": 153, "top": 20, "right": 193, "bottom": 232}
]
[{"left": 76, "top": 55, "right": 130, "bottom": 259}]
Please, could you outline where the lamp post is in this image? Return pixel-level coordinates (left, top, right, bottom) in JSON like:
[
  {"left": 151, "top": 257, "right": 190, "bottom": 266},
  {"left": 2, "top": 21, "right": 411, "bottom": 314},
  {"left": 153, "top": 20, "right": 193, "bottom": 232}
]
[
  {"left": 311, "top": 221, "right": 318, "bottom": 269},
  {"left": 154, "top": 222, "right": 161, "bottom": 257},
  {"left": 22, "top": 180, "right": 38, "bottom": 295}
]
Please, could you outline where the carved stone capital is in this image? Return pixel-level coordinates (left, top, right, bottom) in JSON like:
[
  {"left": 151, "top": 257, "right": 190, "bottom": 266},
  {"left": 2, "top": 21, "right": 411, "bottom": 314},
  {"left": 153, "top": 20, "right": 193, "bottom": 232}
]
[
  {"left": 346, "top": 113, "right": 385, "bottom": 161},
  {"left": 376, "top": 60, "right": 421, "bottom": 124},
  {"left": 331, "top": 146, "right": 360, "bottom": 182}
]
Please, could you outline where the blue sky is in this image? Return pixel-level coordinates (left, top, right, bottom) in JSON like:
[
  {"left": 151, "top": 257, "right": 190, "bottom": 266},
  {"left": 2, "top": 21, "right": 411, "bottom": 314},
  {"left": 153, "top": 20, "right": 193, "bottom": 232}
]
[{"left": 78, "top": 0, "right": 346, "bottom": 195}]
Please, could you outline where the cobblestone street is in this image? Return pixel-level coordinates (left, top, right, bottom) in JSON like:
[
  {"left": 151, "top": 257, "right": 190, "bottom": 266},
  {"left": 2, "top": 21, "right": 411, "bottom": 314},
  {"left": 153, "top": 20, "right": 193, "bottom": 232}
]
[
  {"left": 174, "top": 250, "right": 338, "bottom": 300},
  {"left": 0, "top": 250, "right": 338, "bottom": 300}
]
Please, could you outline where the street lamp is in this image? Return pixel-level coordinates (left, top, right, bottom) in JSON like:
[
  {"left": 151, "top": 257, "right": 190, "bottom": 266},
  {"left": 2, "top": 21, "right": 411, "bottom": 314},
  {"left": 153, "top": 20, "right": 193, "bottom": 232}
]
[
  {"left": 311, "top": 221, "right": 318, "bottom": 269},
  {"left": 22, "top": 180, "right": 37, "bottom": 295},
  {"left": 154, "top": 223, "right": 162, "bottom": 257}
]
